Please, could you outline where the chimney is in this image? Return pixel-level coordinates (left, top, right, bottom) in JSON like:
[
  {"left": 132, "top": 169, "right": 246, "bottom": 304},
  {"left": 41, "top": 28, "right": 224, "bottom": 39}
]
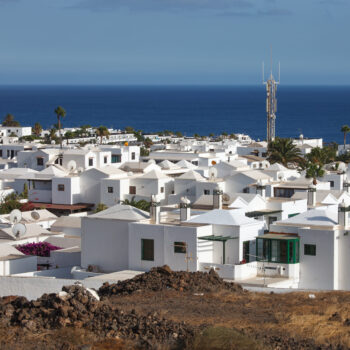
[
  {"left": 150, "top": 195, "right": 160, "bottom": 224},
  {"left": 344, "top": 180, "right": 350, "bottom": 193},
  {"left": 338, "top": 201, "right": 349, "bottom": 227},
  {"left": 213, "top": 189, "right": 223, "bottom": 209},
  {"left": 180, "top": 197, "right": 191, "bottom": 222},
  {"left": 307, "top": 184, "right": 316, "bottom": 207},
  {"left": 256, "top": 179, "right": 266, "bottom": 199}
]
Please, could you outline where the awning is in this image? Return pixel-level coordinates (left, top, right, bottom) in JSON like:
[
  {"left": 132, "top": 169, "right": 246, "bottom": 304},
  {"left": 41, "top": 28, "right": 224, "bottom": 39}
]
[
  {"left": 198, "top": 235, "right": 237, "bottom": 264},
  {"left": 245, "top": 210, "right": 282, "bottom": 218}
]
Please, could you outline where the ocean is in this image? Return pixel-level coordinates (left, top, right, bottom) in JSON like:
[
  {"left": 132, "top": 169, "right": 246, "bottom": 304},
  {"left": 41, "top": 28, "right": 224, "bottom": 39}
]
[{"left": 0, "top": 85, "right": 348, "bottom": 144}]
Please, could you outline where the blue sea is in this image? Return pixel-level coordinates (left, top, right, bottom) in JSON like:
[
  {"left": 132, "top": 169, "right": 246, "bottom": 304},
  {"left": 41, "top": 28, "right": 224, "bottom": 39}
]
[{"left": 0, "top": 85, "right": 348, "bottom": 144}]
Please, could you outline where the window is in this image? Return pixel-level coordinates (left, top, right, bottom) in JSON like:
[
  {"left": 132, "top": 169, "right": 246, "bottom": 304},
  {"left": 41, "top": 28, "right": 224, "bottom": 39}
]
[
  {"left": 112, "top": 155, "right": 121, "bottom": 163},
  {"left": 129, "top": 186, "right": 136, "bottom": 195},
  {"left": 329, "top": 181, "right": 334, "bottom": 188},
  {"left": 0, "top": 150, "right": 3, "bottom": 157},
  {"left": 257, "top": 238, "right": 300, "bottom": 264},
  {"left": 304, "top": 244, "right": 316, "bottom": 256},
  {"left": 104, "top": 156, "right": 108, "bottom": 164},
  {"left": 174, "top": 242, "right": 187, "bottom": 254},
  {"left": 204, "top": 189, "right": 210, "bottom": 195},
  {"left": 57, "top": 184, "right": 65, "bottom": 191},
  {"left": 131, "top": 152, "right": 136, "bottom": 160},
  {"left": 37, "top": 157, "right": 44, "bottom": 166},
  {"left": 243, "top": 241, "right": 250, "bottom": 263},
  {"left": 192, "top": 161, "right": 198, "bottom": 166},
  {"left": 141, "top": 239, "right": 154, "bottom": 261},
  {"left": 88, "top": 158, "right": 94, "bottom": 166},
  {"left": 243, "top": 187, "right": 249, "bottom": 193},
  {"left": 274, "top": 187, "right": 295, "bottom": 198},
  {"left": 160, "top": 187, "right": 164, "bottom": 193},
  {"left": 107, "top": 186, "right": 113, "bottom": 193}
]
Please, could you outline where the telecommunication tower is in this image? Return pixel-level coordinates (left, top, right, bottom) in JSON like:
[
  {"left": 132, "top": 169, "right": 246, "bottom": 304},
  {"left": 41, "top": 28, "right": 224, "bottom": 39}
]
[{"left": 263, "top": 55, "right": 280, "bottom": 143}]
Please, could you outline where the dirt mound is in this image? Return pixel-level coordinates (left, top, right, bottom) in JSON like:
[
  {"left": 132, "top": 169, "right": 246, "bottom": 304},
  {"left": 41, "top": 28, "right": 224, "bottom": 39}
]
[
  {"left": 99, "top": 265, "right": 242, "bottom": 296},
  {"left": 0, "top": 284, "right": 193, "bottom": 349}
]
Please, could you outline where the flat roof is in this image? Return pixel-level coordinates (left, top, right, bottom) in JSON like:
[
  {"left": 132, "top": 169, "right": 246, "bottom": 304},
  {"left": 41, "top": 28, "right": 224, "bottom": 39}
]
[
  {"left": 30, "top": 203, "right": 94, "bottom": 210},
  {"left": 258, "top": 233, "right": 299, "bottom": 240}
]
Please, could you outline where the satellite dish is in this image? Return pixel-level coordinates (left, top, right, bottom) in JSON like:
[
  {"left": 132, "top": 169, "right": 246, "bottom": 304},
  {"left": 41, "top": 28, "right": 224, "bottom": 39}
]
[
  {"left": 67, "top": 160, "right": 77, "bottom": 172},
  {"left": 12, "top": 223, "right": 26, "bottom": 238},
  {"left": 222, "top": 193, "right": 231, "bottom": 203},
  {"left": 31, "top": 211, "right": 40, "bottom": 220},
  {"left": 10, "top": 209, "right": 22, "bottom": 224},
  {"left": 209, "top": 167, "right": 218, "bottom": 180}
]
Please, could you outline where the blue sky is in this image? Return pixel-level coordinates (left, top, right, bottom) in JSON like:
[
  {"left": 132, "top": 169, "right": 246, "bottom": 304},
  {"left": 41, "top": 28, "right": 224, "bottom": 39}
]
[{"left": 0, "top": 0, "right": 349, "bottom": 85}]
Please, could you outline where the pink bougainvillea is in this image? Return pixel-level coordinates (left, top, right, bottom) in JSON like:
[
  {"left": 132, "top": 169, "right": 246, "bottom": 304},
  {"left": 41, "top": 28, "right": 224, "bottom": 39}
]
[{"left": 16, "top": 242, "right": 61, "bottom": 257}]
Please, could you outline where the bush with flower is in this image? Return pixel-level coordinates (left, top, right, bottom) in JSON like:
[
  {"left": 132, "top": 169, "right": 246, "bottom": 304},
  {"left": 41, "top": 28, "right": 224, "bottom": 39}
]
[{"left": 16, "top": 242, "right": 61, "bottom": 257}]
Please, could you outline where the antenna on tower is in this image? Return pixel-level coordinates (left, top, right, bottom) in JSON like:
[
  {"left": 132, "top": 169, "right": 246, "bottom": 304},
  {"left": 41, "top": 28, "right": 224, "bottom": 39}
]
[
  {"left": 262, "top": 62, "right": 265, "bottom": 83},
  {"left": 262, "top": 49, "right": 280, "bottom": 143}
]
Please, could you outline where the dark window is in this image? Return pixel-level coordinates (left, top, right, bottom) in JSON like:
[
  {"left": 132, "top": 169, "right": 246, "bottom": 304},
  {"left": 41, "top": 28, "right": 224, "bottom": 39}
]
[
  {"left": 204, "top": 189, "right": 210, "bottom": 195},
  {"left": 111, "top": 155, "right": 121, "bottom": 163},
  {"left": 107, "top": 186, "right": 113, "bottom": 193},
  {"left": 329, "top": 181, "right": 334, "bottom": 188},
  {"left": 37, "top": 157, "right": 44, "bottom": 166},
  {"left": 131, "top": 152, "right": 136, "bottom": 160},
  {"left": 243, "top": 187, "right": 249, "bottom": 193},
  {"left": 174, "top": 241, "right": 187, "bottom": 254},
  {"left": 192, "top": 161, "right": 198, "bottom": 166},
  {"left": 274, "top": 187, "right": 295, "bottom": 198},
  {"left": 304, "top": 244, "right": 316, "bottom": 256},
  {"left": 262, "top": 152, "right": 267, "bottom": 157},
  {"left": 88, "top": 158, "right": 94, "bottom": 166},
  {"left": 257, "top": 238, "right": 300, "bottom": 264},
  {"left": 141, "top": 239, "right": 154, "bottom": 261},
  {"left": 160, "top": 187, "right": 164, "bottom": 193},
  {"left": 104, "top": 156, "right": 108, "bottom": 164},
  {"left": 0, "top": 150, "right": 2, "bottom": 157},
  {"left": 243, "top": 241, "right": 250, "bottom": 263},
  {"left": 57, "top": 184, "right": 65, "bottom": 191},
  {"left": 129, "top": 186, "right": 136, "bottom": 195},
  {"left": 288, "top": 213, "right": 299, "bottom": 218}
]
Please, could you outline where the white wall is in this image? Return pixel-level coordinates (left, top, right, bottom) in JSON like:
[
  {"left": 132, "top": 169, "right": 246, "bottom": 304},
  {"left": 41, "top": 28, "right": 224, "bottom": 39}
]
[
  {"left": 128, "top": 223, "right": 200, "bottom": 272},
  {"left": 81, "top": 217, "right": 130, "bottom": 272},
  {"left": 52, "top": 176, "right": 81, "bottom": 205},
  {"left": 0, "top": 256, "right": 37, "bottom": 276}
]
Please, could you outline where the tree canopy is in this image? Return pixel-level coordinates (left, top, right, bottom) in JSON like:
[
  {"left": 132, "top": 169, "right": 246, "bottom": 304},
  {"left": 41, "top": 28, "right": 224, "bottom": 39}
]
[
  {"left": 267, "top": 138, "right": 303, "bottom": 168},
  {"left": 2, "top": 114, "right": 20, "bottom": 127}
]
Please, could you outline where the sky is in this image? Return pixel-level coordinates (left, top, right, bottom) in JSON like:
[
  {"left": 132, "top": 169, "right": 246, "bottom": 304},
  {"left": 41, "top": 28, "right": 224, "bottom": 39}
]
[{"left": 0, "top": 0, "right": 349, "bottom": 85}]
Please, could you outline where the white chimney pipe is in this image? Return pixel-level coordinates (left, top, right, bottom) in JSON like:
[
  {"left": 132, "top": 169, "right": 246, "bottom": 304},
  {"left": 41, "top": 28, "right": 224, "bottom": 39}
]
[
  {"left": 338, "top": 201, "right": 349, "bottom": 227},
  {"left": 150, "top": 195, "right": 160, "bottom": 224},
  {"left": 256, "top": 179, "right": 266, "bottom": 199},
  {"left": 307, "top": 184, "right": 316, "bottom": 207},
  {"left": 180, "top": 197, "right": 191, "bottom": 222},
  {"left": 213, "top": 189, "right": 223, "bottom": 209}
]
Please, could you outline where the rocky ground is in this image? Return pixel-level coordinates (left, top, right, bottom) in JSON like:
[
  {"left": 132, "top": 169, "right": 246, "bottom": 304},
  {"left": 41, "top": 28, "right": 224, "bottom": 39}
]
[{"left": 0, "top": 266, "right": 350, "bottom": 349}]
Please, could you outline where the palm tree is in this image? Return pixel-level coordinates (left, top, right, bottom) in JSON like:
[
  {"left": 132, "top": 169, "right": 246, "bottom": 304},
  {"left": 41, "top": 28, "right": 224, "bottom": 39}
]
[
  {"left": 305, "top": 146, "right": 336, "bottom": 167},
  {"left": 267, "top": 138, "right": 303, "bottom": 168},
  {"left": 94, "top": 203, "right": 108, "bottom": 213},
  {"left": 95, "top": 126, "right": 110, "bottom": 144},
  {"left": 54, "top": 106, "right": 66, "bottom": 149},
  {"left": 305, "top": 163, "right": 325, "bottom": 185},
  {"left": 33, "top": 122, "right": 42, "bottom": 137},
  {"left": 3, "top": 114, "right": 20, "bottom": 127},
  {"left": 122, "top": 197, "right": 151, "bottom": 212},
  {"left": 341, "top": 125, "right": 350, "bottom": 150}
]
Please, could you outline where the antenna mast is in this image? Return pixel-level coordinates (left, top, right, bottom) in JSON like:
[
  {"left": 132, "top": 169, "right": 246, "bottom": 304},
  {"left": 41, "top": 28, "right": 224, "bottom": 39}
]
[{"left": 263, "top": 49, "right": 280, "bottom": 143}]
